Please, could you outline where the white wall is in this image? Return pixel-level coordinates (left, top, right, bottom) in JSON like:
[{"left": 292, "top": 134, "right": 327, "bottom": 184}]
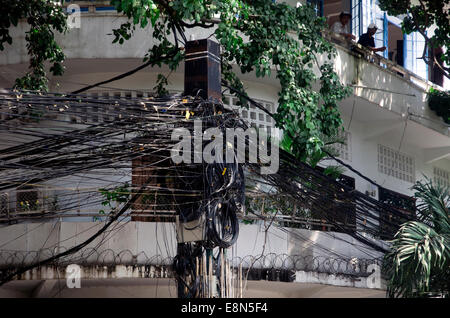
[
  {"left": 1, "top": 7, "right": 449, "bottom": 257},
  {"left": 0, "top": 221, "right": 384, "bottom": 266}
]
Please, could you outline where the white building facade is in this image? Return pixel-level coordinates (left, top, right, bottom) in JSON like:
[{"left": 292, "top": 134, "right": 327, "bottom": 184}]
[{"left": 0, "top": 0, "right": 449, "bottom": 297}]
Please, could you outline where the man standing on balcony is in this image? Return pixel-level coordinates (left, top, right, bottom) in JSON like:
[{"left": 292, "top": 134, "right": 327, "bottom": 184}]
[
  {"left": 357, "top": 23, "right": 386, "bottom": 53},
  {"left": 331, "top": 11, "right": 356, "bottom": 40}
]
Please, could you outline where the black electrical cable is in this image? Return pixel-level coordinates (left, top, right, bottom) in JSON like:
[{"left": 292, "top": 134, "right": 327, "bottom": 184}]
[{"left": 0, "top": 88, "right": 415, "bottom": 284}]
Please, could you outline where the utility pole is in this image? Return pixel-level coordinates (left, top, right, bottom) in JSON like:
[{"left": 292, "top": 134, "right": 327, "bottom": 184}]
[
  {"left": 184, "top": 39, "right": 221, "bottom": 102},
  {"left": 174, "top": 39, "right": 222, "bottom": 298}
]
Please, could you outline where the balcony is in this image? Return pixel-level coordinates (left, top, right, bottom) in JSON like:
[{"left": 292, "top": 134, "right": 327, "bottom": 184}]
[
  {"left": 0, "top": 2, "right": 448, "bottom": 141},
  {"left": 319, "top": 32, "right": 448, "bottom": 138}
]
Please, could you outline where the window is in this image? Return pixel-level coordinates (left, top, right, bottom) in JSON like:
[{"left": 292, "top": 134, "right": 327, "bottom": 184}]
[
  {"left": 312, "top": 166, "right": 356, "bottom": 233},
  {"left": 352, "top": 0, "right": 388, "bottom": 57},
  {"left": 131, "top": 153, "right": 178, "bottom": 222},
  {"left": 378, "top": 187, "right": 416, "bottom": 239},
  {"left": 350, "top": 0, "right": 360, "bottom": 36},
  {"left": 131, "top": 144, "right": 203, "bottom": 222},
  {"left": 222, "top": 95, "right": 278, "bottom": 139},
  {"left": 433, "top": 167, "right": 450, "bottom": 188},
  {"left": 404, "top": 31, "right": 428, "bottom": 80},
  {"left": 377, "top": 144, "right": 415, "bottom": 183}
]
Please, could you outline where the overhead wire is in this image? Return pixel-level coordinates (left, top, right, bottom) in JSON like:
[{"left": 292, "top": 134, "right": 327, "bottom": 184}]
[{"left": 0, "top": 88, "right": 410, "bottom": 290}]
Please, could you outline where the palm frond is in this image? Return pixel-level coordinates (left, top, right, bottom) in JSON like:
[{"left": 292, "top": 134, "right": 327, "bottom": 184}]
[
  {"left": 412, "top": 177, "right": 450, "bottom": 233},
  {"left": 385, "top": 179, "right": 450, "bottom": 298}
]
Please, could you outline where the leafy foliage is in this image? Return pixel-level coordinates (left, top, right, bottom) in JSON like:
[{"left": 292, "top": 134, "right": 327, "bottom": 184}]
[
  {"left": 110, "top": 0, "right": 351, "bottom": 162},
  {"left": 428, "top": 87, "right": 450, "bottom": 124},
  {"left": 384, "top": 178, "right": 450, "bottom": 297},
  {"left": 281, "top": 129, "right": 346, "bottom": 177},
  {"left": 2, "top": 0, "right": 351, "bottom": 161},
  {"left": 245, "top": 193, "right": 319, "bottom": 228},
  {"left": 0, "top": 0, "right": 68, "bottom": 91},
  {"left": 379, "top": 0, "right": 450, "bottom": 80},
  {"left": 98, "top": 183, "right": 131, "bottom": 218}
]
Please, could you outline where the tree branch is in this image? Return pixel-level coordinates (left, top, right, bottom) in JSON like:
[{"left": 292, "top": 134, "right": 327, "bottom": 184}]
[{"left": 409, "top": 4, "right": 450, "bottom": 80}]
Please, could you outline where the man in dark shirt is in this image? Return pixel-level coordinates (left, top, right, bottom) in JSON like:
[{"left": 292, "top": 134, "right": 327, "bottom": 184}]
[{"left": 357, "top": 23, "right": 386, "bottom": 53}]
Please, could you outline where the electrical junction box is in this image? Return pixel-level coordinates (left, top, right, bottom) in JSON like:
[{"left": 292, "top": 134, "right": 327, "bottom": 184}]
[{"left": 175, "top": 215, "right": 205, "bottom": 243}]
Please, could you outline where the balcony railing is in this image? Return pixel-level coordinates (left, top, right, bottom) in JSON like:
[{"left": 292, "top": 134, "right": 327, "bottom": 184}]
[
  {"left": 0, "top": 188, "right": 107, "bottom": 222},
  {"left": 0, "top": 186, "right": 183, "bottom": 223},
  {"left": 325, "top": 31, "right": 435, "bottom": 90},
  {"left": 63, "top": 0, "right": 116, "bottom": 13}
]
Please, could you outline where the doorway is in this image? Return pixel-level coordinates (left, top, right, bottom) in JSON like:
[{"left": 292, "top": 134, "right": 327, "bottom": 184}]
[{"left": 387, "top": 22, "right": 404, "bottom": 66}]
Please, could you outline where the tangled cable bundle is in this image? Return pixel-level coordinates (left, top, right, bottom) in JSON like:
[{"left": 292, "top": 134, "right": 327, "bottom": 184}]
[
  {"left": 170, "top": 102, "right": 246, "bottom": 297},
  {"left": 172, "top": 243, "right": 205, "bottom": 298},
  {"left": 203, "top": 161, "right": 244, "bottom": 249},
  {"left": 0, "top": 89, "right": 407, "bottom": 248},
  {"left": 0, "top": 89, "right": 417, "bottom": 291}
]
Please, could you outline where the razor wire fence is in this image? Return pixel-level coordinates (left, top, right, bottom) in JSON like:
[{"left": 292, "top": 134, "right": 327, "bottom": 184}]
[{"left": 0, "top": 248, "right": 382, "bottom": 278}]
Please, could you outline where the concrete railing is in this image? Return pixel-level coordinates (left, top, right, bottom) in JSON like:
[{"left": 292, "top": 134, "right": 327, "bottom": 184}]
[
  {"left": 323, "top": 32, "right": 449, "bottom": 136},
  {"left": 1, "top": 2, "right": 447, "bottom": 136},
  {"left": 326, "top": 32, "right": 439, "bottom": 91},
  {"left": 60, "top": 1, "right": 440, "bottom": 90}
]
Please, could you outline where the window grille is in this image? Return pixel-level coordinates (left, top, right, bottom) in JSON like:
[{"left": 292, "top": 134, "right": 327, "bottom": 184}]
[
  {"left": 69, "top": 91, "right": 277, "bottom": 132},
  {"left": 433, "top": 167, "right": 450, "bottom": 188},
  {"left": 222, "top": 95, "right": 278, "bottom": 138},
  {"left": 377, "top": 144, "right": 415, "bottom": 183},
  {"left": 69, "top": 90, "right": 153, "bottom": 123},
  {"left": 16, "top": 187, "right": 40, "bottom": 213}
]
